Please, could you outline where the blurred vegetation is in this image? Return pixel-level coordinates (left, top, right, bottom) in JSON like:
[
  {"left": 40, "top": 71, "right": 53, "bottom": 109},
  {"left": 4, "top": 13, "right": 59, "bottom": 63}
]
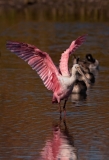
[{"left": 0, "top": 0, "right": 109, "bottom": 22}]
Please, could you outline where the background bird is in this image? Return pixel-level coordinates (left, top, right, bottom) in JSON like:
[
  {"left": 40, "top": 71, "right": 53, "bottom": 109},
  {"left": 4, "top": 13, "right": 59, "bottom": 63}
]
[
  {"left": 85, "top": 53, "right": 99, "bottom": 70},
  {"left": 80, "top": 64, "right": 95, "bottom": 83},
  {"left": 72, "top": 79, "right": 87, "bottom": 94},
  {"left": 72, "top": 55, "right": 95, "bottom": 84},
  {"left": 71, "top": 55, "right": 92, "bottom": 94}
]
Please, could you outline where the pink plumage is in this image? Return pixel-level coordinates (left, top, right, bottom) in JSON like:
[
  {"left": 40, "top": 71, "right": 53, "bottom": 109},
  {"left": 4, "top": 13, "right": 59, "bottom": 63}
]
[
  {"left": 59, "top": 35, "right": 87, "bottom": 76},
  {"left": 40, "top": 120, "right": 77, "bottom": 160},
  {"left": 6, "top": 42, "right": 60, "bottom": 91},
  {"left": 6, "top": 35, "right": 87, "bottom": 112}
]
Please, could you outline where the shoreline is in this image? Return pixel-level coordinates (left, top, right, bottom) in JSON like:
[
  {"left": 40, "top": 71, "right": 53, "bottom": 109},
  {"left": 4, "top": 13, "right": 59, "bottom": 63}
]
[
  {"left": 0, "top": 0, "right": 109, "bottom": 22},
  {"left": 0, "top": 0, "right": 109, "bottom": 9}
]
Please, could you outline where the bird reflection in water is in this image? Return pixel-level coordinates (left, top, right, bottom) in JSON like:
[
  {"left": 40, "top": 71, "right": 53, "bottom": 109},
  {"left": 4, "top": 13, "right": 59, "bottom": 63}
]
[{"left": 39, "top": 118, "right": 77, "bottom": 160}]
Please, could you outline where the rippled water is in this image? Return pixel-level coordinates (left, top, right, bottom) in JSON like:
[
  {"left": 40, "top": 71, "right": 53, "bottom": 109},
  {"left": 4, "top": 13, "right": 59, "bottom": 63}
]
[{"left": 0, "top": 11, "right": 109, "bottom": 160}]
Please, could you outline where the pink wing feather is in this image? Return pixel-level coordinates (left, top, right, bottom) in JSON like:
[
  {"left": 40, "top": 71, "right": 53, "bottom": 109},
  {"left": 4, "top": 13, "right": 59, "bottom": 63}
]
[
  {"left": 59, "top": 35, "right": 87, "bottom": 76},
  {"left": 6, "top": 42, "right": 61, "bottom": 91}
]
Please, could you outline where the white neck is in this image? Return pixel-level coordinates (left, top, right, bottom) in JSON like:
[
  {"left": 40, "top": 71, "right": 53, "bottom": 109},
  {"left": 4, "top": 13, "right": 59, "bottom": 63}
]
[
  {"left": 67, "top": 70, "right": 77, "bottom": 87},
  {"left": 70, "top": 68, "right": 77, "bottom": 83}
]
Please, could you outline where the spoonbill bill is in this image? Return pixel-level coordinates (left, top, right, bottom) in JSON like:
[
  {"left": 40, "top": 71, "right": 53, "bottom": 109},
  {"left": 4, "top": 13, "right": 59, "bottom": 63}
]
[
  {"left": 6, "top": 35, "right": 88, "bottom": 113},
  {"left": 79, "top": 64, "right": 95, "bottom": 83}
]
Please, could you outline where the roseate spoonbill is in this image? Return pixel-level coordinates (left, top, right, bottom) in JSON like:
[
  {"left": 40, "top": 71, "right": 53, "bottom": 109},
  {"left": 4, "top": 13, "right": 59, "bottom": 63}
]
[
  {"left": 6, "top": 35, "right": 88, "bottom": 113},
  {"left": 85, "top": 53, "right": 99, "bottom": 70}
]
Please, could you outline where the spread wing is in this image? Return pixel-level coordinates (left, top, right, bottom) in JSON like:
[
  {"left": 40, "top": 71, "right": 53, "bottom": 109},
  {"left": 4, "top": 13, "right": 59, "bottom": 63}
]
[
  {"left": 6, "top": 42, "right": 61, "bottom": 91},
  {"left": 59, "top": 35, "right": 87, "bottom": 76}
]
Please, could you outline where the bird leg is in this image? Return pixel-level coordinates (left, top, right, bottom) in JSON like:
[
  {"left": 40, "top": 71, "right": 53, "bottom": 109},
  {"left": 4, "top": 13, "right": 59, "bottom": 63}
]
[
  {"left": 58, "top": 103, "right": 62, "bottom": 114},
  {"left": 63, "top": 99, "right": 67, "bottom": 116}
]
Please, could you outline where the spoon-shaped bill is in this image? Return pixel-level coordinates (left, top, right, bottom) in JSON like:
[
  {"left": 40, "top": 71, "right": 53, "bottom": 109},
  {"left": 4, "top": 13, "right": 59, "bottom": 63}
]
[{"left": 76, "top": 66, "right": 91, "bottom": 85}]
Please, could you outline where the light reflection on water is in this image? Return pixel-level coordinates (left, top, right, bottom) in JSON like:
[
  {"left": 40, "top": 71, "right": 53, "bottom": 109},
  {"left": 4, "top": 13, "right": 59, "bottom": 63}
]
[{"left": 0, "top": 14, "right": 109, "bottom": 160}]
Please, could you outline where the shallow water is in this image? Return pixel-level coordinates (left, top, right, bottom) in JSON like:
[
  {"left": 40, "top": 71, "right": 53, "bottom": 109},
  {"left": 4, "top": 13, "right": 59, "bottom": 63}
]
[{"left": 0, "top": 10, "right": 109, "bottom": 160}]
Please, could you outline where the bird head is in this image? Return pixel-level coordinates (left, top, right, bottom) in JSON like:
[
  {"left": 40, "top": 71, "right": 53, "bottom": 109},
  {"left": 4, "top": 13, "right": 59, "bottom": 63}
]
[
  {"left": 86, "top": 54, "right": 95, "bottom": 63},
  {"left": 72, "top": 64, "right": 91, "bottom": 85}
]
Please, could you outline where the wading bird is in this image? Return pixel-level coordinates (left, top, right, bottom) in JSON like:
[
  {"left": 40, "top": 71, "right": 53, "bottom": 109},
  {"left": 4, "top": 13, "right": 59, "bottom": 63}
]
[{"left": 6, "top": 35, "right": 88, "bottom": 113}]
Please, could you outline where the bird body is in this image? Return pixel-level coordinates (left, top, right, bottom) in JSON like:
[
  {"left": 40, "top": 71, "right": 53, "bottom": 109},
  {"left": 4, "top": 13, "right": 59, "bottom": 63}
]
[
  {"left": 6, "top": 35, "right": 87, "bottom": 111},
  {"left": 70, "top": 64, "right": 87, "bottom": 94},
  {"left": 72, "top": 80, "right": 87, "bottom": 94},
  {"left": 78, "top": 67, "right": 95, "bottom": 84},
  {"left": 52, "top": 64, "right": 82, "bottom": 103},
  {"left": 70, "top": 54, "right": 96, "bottom": 94},
  {"left": 88, "top": 60, "right": 99, "bottom": 70}
]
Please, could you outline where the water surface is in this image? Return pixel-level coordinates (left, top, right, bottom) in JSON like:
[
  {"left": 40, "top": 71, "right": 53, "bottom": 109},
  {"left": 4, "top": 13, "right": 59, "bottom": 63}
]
[{"left": 0, "top": 11, "right": 109, "bottom": 160}]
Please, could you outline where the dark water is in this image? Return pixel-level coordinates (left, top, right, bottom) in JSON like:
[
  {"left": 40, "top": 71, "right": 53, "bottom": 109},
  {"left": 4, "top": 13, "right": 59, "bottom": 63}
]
[{"left": 0, "top": 10, "right": 109, "bottom": 160}]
